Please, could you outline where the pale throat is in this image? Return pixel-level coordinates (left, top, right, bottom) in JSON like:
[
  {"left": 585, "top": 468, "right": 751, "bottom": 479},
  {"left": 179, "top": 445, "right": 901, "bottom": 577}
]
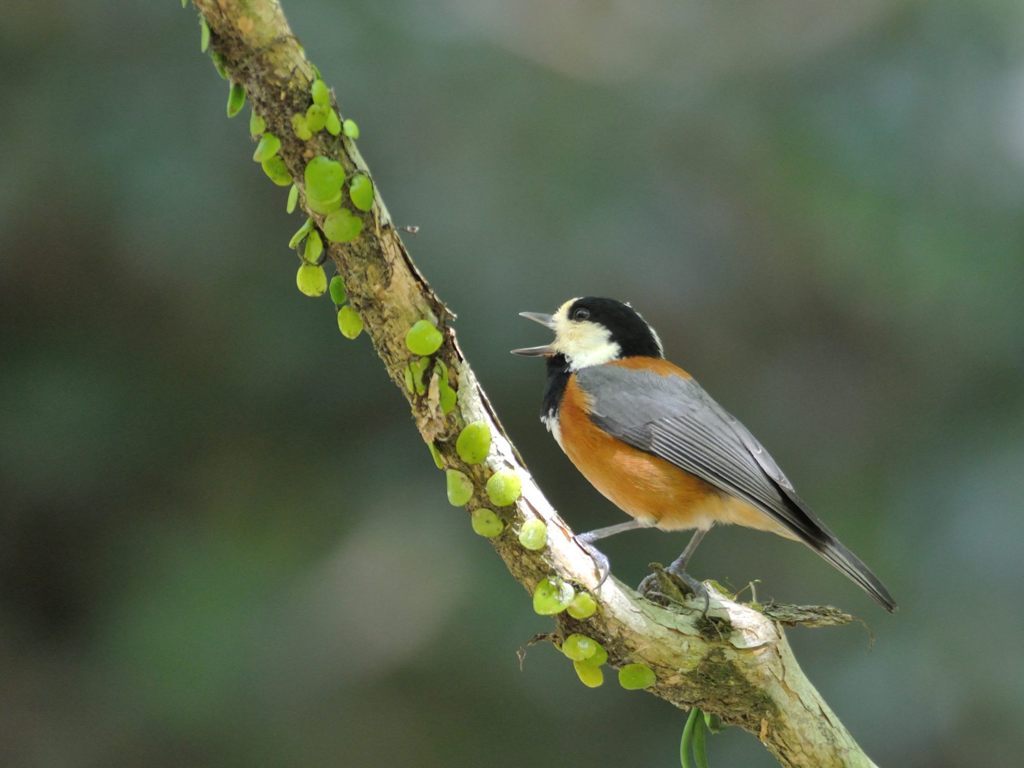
[{"left": 552, "top": 319, "right": 622, "bottom": 371}]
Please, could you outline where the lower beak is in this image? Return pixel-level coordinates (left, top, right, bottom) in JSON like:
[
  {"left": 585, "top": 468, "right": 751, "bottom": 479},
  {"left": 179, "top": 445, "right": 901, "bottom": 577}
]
[
  {"left": 511, "top": 311, "right": 556, "bottom": 357},
  {"left": 510, "top": 344, "right": 554, "bottom": 357}
]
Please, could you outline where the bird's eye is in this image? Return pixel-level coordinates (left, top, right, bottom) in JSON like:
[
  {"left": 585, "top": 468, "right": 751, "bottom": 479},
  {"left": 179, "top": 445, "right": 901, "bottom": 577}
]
[{"left": 572, "top": 307, "right": 591, "bottom": 321}]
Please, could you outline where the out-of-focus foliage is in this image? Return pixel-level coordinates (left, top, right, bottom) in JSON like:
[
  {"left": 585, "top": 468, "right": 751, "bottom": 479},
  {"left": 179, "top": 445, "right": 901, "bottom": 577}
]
[{"left": 2, "top": 1, "right": 1023, "bottom": 766}]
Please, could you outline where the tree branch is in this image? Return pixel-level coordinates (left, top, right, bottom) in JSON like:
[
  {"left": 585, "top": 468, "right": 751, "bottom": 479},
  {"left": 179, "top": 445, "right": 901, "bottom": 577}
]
[{"left": 191, "top": 2, "right": 879, "bottom": 765}]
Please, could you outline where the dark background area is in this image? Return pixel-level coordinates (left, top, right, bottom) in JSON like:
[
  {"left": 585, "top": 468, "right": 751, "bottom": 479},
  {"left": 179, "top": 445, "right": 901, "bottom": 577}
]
[{"left": 2, "top": 1, "right": 1023, "bottom": 766}]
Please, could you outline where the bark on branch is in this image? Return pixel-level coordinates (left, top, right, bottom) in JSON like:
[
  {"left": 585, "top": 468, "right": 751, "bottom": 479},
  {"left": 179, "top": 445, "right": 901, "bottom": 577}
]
[{"left": 191, "top": 2, "right": 880, "bottom": 765}]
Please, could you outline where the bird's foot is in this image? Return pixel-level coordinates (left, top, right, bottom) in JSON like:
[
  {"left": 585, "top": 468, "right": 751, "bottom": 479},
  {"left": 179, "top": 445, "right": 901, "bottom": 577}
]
[
  {"left": 637, "top": 565, "right": 676, "bottom": 600},
  {"left": 639, "top": 563, "right": 710, "bottom": 616},
  {"left": 574, "top": 533, "right": 611, "bottom": 590}
]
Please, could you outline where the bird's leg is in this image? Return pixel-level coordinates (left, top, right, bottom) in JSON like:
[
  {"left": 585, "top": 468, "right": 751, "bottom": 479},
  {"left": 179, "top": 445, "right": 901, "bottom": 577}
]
[
  {"left": 667, "top": 527, "right": 708, "bottom": 576},
  {"left": 575, "top": 520, "right": 646, "bottom": 590},
  {"left": 639, "top": 529, "right": 710, "bottom": 611}
]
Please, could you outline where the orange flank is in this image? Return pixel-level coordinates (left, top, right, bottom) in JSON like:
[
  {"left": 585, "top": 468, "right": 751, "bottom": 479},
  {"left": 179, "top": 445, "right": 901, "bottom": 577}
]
[{"left": 559, "top": 374, "right": 795, "bottom": 537}]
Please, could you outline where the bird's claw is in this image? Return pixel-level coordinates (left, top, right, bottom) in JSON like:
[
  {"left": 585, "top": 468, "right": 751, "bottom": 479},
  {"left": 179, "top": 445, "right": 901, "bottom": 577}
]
[
  {"left": 638, "top": 563, "right": 711, "bottom": 616},
  {"left": 574, "top": 533, "right": 610, "bottom": 590}
]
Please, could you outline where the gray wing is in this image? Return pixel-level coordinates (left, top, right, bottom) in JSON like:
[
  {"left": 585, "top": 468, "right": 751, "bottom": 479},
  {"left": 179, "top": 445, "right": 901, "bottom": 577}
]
[
  {"left": 576, "top": 365, "right": 830, "bottom": 545},
  {"left": 575, "top": 364, "right": 897, "bottom": 612}
]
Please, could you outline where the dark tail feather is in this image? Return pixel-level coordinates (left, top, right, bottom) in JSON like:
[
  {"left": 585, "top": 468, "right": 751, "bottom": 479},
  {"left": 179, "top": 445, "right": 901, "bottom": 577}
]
[
  {"left": 813, "top": 536, "right": 897, "bottom": 613},
  {"left": 770, "top": 487, "right": 897, "bottom": 612}
]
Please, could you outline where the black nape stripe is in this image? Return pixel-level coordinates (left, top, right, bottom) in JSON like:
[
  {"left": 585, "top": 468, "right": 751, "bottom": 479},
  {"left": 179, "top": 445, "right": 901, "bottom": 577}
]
[{"left": 568, "top": 297, "right": 662, "bottom": 359}]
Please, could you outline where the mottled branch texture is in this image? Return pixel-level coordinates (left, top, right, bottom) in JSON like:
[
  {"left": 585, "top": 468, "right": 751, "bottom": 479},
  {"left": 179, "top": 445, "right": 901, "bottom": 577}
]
[{"left": 191, "top": 2, "right": 879, "bottom": 766}]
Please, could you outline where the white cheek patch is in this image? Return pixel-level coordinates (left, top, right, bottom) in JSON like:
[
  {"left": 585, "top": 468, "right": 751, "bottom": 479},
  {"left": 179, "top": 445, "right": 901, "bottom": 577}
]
[{"left": 552, "top": 316, "right": 621, "bottom": 370}]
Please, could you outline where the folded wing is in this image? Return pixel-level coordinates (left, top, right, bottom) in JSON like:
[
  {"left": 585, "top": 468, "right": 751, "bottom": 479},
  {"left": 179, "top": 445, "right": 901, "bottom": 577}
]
[{"left": 576, "top": 364, "right": 896, "bottom": 612}]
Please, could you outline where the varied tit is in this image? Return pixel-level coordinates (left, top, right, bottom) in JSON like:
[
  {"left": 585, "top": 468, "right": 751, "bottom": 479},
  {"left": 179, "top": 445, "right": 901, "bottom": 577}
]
[{"left": 512, "top": 296, "right": 896, "bottom": 612}]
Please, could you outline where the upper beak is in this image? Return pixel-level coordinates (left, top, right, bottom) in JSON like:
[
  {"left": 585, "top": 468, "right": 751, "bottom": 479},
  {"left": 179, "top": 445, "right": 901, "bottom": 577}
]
[
  {"left": 511, "top": 311, "right": 555, "bottom": 357},
  {"left": 518, "top": 312, "right": 555, "bottom": 328}
]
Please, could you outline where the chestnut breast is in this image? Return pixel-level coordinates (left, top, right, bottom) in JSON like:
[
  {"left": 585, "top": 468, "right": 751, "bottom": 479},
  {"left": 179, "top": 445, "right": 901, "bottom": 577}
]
[
  {"left": 556, "top": 359, "right": 792, "bottom": 536},
  {"left": 556, "top": 365, "right": 722, "bottom": 530}
]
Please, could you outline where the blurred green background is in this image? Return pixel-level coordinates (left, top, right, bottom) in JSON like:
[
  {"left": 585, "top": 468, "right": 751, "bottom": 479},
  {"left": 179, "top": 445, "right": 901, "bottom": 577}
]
[{"left": 2, "top": 1, "right": 1023, "bottom": 765}]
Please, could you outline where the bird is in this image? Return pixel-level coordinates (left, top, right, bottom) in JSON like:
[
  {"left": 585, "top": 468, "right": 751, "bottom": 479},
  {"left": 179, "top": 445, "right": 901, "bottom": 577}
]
[{"left": 511, "top": 296, "right": 896, "bottom": 612}]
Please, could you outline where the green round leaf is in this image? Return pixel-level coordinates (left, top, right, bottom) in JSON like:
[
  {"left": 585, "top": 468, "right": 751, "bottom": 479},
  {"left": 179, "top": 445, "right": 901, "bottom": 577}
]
[
  {"left": 322, "top": 208, "right": 363, "bottom": 243},
  {"left": 573, "top": 661, "right": 604, "bottom": 688},
  {"left": 306, "top": 189, "right": 342, "bottom": 215},
  {"left": 436, "top": 364, "right": 457, "bottom": 414},
  {"left": 456, "top": 421, "right": 491, "bottom": 464},
  {"left": 295, "top": 263, "right": 327, "bottom": 297},
  {"left": 288, "top": 217, "right": 313, "bottom": 249},
  {"left": 343, "top": 118, "right": 360, "bottom": 139},
  {"left": 517, "top": 519, "right": 547, "bottom": 551},
  {"left": 439, "top": 386, "right": 456, "bottom": 414},
  {"left": 349, "top": 174, "right": 374, "bottom": 212},
  {"left": 286, "top": 183, "right": 299, "bottom": 213},
  {"left": 329, "top": 275, "right": 347, "bottom": 305},
  {"left": 567, "top": 591, "right": 598, "bottom": 620},
  {"left": 249, "top": 110, "right": 266, "bottom": 137},
  {"left": 291, "top": 112, "right": 313, "bottom": 141},
  {"left": 302, "top": 230, "right": 323, "bottom": 264},
  {"left": 311, "top": 78, "right": 330, "bottom": 107},
  {"left": 580, "top": 641, "right": 607, "bottom": 667},
  {"left": 446, "top": 469, "right": 473, "bottom": 507},
  {"left": 252, "top": 132, "right": 281, "bottom": 163},
  {"left": 410, "top": 357, "right": 429, "bottom": 395},
  {"left": 306, "top": 104, "right": 329, "bottom": 133},
  {"left": 261, "top": 155, "right": 291, "bottom": 186},
  {"left": 325, "top": 108, "right": 342, "bottom": 136},
  {"left": 470, "top": 508, "right": 504, "bottom": 538},
  {"left": 304, "top": 156, "right": 345, "bottom": 200},
  {"left": 405, "top": 319, "right": 443, "bottom": 356},
  {"left": 618, "top": 663, "right": 656, "bottom": 691},
  {"left": 532, "top": 576, "right": 574, "bottom": 615},
  {"left": 337, "top": 305, "right": 363, "bottom": 339},
  {"left": 561, "top": 633, "right": 598, "bottom": 662},
  {"left": 485, "top": 470, "right": 521, "bottom": 507}
]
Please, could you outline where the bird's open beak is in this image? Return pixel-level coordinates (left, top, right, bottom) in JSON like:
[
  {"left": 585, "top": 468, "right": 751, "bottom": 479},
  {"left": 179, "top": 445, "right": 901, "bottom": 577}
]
[
  {"left": 511, "top": 311, "right": 555, "bottom": 356},
  {"left": 518, "top": 312, "right": 555, "bottom": 328},
  {"left": 510, "top": 345, "right": 552, "bottom": 357}
]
